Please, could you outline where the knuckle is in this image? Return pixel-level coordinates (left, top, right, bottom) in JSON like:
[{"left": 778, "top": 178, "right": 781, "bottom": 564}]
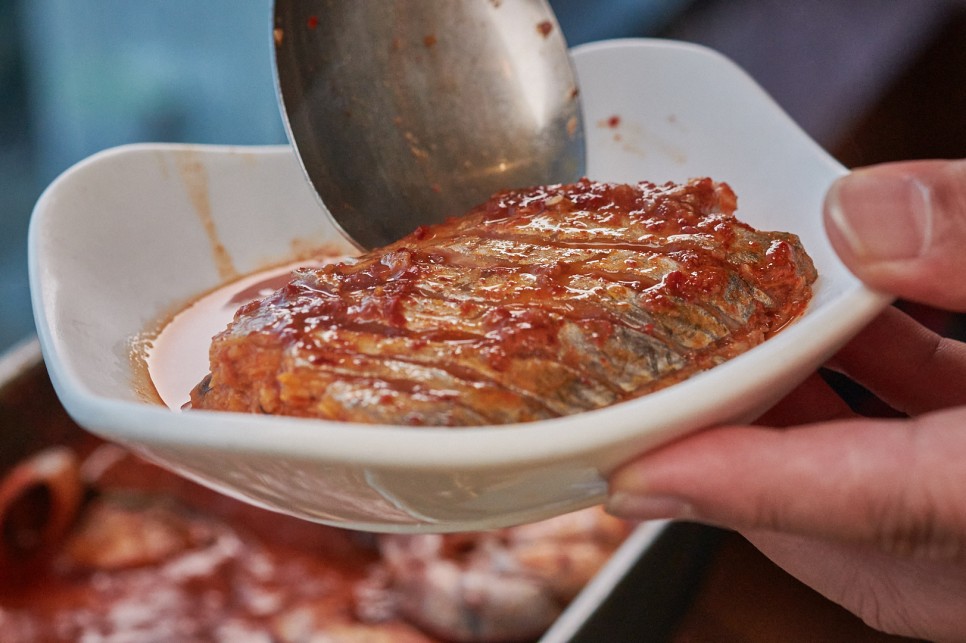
[{"left": 867, "top": 471, "right": 966, "bottom": 561}]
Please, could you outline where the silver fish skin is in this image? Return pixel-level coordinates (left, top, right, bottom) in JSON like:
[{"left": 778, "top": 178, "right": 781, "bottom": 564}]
[{"left": 191, "top": 178, "right": 817, "bottom": 426}]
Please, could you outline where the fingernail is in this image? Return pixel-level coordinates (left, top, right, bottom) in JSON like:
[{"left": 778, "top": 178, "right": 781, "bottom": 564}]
[
  {"left": 606, "top": 492, "right": 693, "bottom": 520},
  {"left": 825, "top": 169, "right": 933, "bottom": 261}
]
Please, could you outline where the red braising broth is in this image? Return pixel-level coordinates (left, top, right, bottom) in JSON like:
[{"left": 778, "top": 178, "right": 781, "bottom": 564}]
[{"left": 0, "top": 444, "right": 628, "bottom": 642}]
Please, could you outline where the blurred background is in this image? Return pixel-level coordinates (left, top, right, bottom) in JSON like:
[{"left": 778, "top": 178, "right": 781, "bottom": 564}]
[
  {"left": 1, "top": 0, "right": 965, "bottom": 352},
  {"left": 1, "top": 3, "right": 964, "bottom": 638}
]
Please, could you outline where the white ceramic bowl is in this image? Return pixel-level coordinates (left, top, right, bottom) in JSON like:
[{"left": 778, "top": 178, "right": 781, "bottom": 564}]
[{"left": 29, "top": 39, "right": 890, "bottom": 533}]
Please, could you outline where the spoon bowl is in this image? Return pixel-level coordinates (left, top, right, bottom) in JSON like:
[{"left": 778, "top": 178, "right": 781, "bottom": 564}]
[
  {"left": 273, "top": 0, "right": 585, "bottom": 249},
  {"left": 29, "top": 40, "right": 891, "bottom": 533}
]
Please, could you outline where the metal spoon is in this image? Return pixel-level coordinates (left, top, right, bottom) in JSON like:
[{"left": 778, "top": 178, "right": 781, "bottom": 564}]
[{"left": 272, "top": 0, "right": 585, "bottom": 250}]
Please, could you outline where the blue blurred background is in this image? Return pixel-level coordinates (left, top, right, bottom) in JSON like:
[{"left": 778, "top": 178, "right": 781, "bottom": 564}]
[{"left": 1, "top": 0, "right": 964, "bottom": 352}]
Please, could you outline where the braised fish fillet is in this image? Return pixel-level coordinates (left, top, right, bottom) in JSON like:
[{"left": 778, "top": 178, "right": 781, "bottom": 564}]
[{"left": 190, "top": 178, "right": 817, "bottom": 426}]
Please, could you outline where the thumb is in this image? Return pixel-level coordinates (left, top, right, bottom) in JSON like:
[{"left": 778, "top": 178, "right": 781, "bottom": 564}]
[{"left": 824, "top": 159, "right": 966, "bottom": 311}]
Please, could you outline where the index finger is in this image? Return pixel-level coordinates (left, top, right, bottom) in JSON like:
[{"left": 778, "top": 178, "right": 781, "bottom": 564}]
[{"left": 827, "top": 306, "right": 966, "bottom": 415}]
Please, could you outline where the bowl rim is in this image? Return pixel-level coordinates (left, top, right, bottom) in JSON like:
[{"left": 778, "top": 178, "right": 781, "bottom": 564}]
[{"left": 30, "top": 142, "right": 890, "bottom": 471}]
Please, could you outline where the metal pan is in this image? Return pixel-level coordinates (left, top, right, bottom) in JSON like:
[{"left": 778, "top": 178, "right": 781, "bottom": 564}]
[{"left": 0, "top": 337, "right": 715, "bottom": 641}]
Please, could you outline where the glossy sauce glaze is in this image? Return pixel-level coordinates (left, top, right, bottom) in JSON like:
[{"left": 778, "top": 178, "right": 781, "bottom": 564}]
[
  {"left": 191, "top": 178, "right": 816, "bottom": 426},
  {"left": 148, "top": 260, "right": 338, "bottom": 410}
]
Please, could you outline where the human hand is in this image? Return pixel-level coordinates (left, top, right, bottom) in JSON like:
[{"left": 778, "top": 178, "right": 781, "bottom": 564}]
[{"left": 607, "top": 159, "right": 966, "bottom": 641}]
